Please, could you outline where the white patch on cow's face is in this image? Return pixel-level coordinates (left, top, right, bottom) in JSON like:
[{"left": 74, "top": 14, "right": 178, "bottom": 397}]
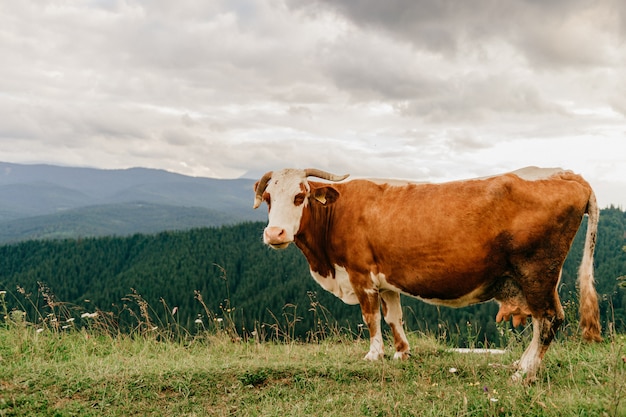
[{"left": 263, "top": 169, "right": 310, "bottom": 247}]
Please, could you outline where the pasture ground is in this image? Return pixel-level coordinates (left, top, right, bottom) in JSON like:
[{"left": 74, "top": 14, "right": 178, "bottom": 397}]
[{"left": 0, "top": 326, "right": 624, "bottom": 417}]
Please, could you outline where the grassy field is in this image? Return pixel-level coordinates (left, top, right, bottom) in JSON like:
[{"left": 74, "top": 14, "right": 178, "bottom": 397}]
[{"left": 0, "top": 322, "right": 624, "bottom": 417}]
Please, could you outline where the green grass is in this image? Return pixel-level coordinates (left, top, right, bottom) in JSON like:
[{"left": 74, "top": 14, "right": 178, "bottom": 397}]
[{"left": 0, "top": 326, "right": 624, "bottom": 417}]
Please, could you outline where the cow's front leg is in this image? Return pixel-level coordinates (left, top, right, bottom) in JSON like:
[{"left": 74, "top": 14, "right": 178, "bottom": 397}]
[
  {"left": 380, "top": 290, "right": 410, "bottom": 360},
  {"left": 356, "top": 286, "right": 384, "bottom": 360}
]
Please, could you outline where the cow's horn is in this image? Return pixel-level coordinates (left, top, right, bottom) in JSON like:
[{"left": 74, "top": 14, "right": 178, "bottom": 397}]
[
  {"left": 253, "top": 171, "right": 273, "bottom": 209},
  {"left": 304, "top": 168, "right": 349, "bottom": 182}
]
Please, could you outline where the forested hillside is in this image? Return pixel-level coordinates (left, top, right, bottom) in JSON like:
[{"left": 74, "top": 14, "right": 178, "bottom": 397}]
[{"left": 1, "top": 208, "right": 625, "bottom": 345}]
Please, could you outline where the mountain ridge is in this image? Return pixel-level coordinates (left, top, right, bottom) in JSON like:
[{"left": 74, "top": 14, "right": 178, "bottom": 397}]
[{"left": 0, "top": 161, "right": 264, "bottom": 242}]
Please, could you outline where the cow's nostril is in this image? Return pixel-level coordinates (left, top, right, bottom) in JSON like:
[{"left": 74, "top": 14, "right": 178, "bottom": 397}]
[{"left": 264, "top": 227, "right": 289, "bottom": 245}]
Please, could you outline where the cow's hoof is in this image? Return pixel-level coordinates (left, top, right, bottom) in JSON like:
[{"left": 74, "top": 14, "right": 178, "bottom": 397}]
[
  {"left": 511, "top": 370, "right": 535, "bottom": 385},
  {"left": 363, "top": 351, "right": 384, "bottom": 361},
  {"left": 393, "top": 351, "right": 411, "bottom": 360}
]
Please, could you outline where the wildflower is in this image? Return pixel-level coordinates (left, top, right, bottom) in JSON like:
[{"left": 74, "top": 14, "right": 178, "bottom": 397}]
[
  {"left": 0, "top": 290, "right": 6, "bottom": 295},
  {"left": 449, "top": 368, "right": 458, "bottom": 374},
  {"left": 216, "top": 318, "right": 224, "bottom": 323},
  {"left": 62, "top": 325, "right": 71, "bottom": 330},
  {"left": 66, "top": 318, "right": 75, "bottom": 323},
  {"left": 172, "top": 307, "right": 178, "bottom": 315},
  {"left": 36, "top": 328, "right": 44, "bottom": 333},
  {"left": 194, "top": 318, "right": 203, "bottom": 324},
  {"left": 483, "top": 386, "right": 499, "bottom": 403}
]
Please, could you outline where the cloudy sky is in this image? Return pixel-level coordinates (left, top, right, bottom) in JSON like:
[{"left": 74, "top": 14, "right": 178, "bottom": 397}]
[{"left": 1, "top": 0, "right": 625, "bottom": 207}]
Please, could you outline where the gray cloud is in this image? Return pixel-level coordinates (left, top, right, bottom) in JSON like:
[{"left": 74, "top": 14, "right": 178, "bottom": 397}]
[
  {"left": 0, "top": 0, "right": 624, "bottom": 206},
  {"left": 293, "top": 0, "right": 626, "bottom": 68}
]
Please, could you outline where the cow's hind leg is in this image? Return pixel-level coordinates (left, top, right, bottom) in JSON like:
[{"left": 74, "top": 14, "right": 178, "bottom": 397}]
[
  {"left": 513, "top": 289, "right": 564, "bottom": 383},
  {"left": 380, "top": 290, "right": 410, "bottom": 360}
]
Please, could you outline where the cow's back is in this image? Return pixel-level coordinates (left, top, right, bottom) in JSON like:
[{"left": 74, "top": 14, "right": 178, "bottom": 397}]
[{"left": 322, "top": 171, "right": 591, "bottom": 302}]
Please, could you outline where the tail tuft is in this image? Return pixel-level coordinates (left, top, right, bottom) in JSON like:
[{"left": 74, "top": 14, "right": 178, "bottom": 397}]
[{"left": 578, "top": 190, "right": 602, "bottom": 342}]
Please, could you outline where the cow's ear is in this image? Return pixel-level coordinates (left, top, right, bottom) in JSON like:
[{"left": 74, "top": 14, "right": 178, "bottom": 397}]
[{"left": 312, "top": 186, "right": 339, "bottom": 205}]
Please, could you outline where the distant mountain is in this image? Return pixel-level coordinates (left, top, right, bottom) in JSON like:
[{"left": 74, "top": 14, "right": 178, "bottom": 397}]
[
  {"left": 0, "top": 182, "right": 95, "bottom": 220},
  {"left": 0, "top": 162, "right": 265, "bottom": 243},
  {"left": 0, "top": 202, "right": 243, "bottom": 243}
]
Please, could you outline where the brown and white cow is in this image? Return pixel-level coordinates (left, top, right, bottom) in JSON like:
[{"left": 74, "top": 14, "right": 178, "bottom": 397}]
[{"left": 253, "top": 167, "right": 602, "bottom": 382}]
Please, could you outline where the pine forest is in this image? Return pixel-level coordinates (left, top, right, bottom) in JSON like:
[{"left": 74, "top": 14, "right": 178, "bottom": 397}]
[{"left": 1, "top": 207, "right": 625, "bottom": 346}]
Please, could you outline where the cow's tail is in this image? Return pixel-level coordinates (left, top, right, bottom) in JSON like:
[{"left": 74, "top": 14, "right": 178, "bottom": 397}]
[{"left": 578, "top": 189, "right": 602, "bottom": 342}]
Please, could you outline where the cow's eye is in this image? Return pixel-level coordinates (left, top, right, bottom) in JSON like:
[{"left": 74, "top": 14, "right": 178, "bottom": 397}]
[{"left": 293, "top": 193, "right": 306, "bottom": 206}]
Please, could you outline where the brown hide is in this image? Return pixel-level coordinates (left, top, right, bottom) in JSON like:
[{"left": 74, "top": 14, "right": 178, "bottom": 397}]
[{"left": 294, "top": 172, "right": 592, "bottom": 312}]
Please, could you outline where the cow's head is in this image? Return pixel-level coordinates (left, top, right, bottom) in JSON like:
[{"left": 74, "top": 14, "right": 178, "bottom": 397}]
[{"left": 253, "top": 168, "right": 349, "bottom": 249}]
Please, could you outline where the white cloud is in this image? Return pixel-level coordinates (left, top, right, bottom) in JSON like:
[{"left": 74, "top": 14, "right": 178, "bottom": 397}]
[{"left": 0, "top": 0, "right": 624, "bottom": 207}]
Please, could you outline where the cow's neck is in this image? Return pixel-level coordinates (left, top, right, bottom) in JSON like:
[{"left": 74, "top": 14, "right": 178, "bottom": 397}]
[{"left": 294, "top": 203, "right": 336, "bottom": 279}]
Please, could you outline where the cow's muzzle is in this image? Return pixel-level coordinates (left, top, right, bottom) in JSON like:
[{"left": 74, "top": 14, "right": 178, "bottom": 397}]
[{"left": 263, "top": 226, "right": 292, "bottom": 249}]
